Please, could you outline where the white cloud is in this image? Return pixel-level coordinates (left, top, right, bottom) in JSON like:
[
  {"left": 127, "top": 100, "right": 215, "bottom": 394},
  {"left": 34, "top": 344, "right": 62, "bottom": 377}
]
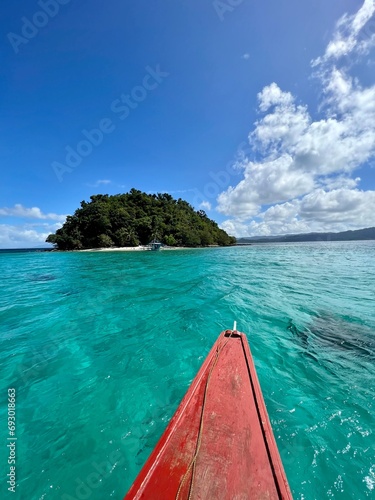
[
  {"left": 218, "top": 154, "right": 315, "bottom": 218},
  {"left": 257, "top": 82, "right": 295, "bottom": 113},
  {"left": 0, "top": 204, "right": 67, "bottom": 248},
  {"left": 217, "top": 75, "right": 375, "bottom": 216},
  {"left": 199, "top": 201, "right": 212, "bottom": 211},
  {"left": 217, "top": 1, "right": 375, "bottom": 236},
  {"left": 0, "top": 204, "right": 67, "bottom": 222},
  {"left": 299, "top": 188, "right": 375, "bottom": 224},
  {"left": 220, "top": 219, "right": 251, "bottom": 237},
  {"left": 0, "top": 224, "right": 52, "bottom": 249},
  {"left": 87, "top": 179, "right": 112, "bottom": 188},
  {"left": 312, "top": 0, "right": 375, "bottom": 66},
  {"left": 242, "top": 53, "right": 250, "bottom": 60},
  {"left": 319, "top": 175, "right": 361, "bottom": 190},
  {"left": 221, "top": 188, "right": 375, "bottom": 237}
]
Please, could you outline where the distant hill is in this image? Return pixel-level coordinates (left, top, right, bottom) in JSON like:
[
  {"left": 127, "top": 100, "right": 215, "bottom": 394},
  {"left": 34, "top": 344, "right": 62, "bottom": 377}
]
[
  {"left": 237, "top": 227, "right": 375, "bottom": 244},
  {"left": 46, "top": 189, "right": 236, "bottom": 250}
]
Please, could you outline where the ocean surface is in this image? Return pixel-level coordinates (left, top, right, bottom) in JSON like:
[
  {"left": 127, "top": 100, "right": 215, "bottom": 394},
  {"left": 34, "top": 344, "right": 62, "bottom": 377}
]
[{"left": 0, "top": 242, "right": 374, "bottom": 499}]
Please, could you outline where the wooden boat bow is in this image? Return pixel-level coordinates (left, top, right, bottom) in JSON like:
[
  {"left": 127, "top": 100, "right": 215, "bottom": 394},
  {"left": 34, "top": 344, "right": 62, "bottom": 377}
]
[{"left": 124, "top": 330, "right": 293, "bottom": 499}]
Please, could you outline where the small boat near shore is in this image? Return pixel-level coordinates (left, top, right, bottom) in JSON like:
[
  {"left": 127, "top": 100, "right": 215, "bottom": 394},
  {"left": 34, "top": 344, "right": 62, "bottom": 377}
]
[
  {"left": 149, "top": 239, "right": 162, "bottom": 251},
  {"left": 124, "top": 328, "right": 293, "bottom": 499}
]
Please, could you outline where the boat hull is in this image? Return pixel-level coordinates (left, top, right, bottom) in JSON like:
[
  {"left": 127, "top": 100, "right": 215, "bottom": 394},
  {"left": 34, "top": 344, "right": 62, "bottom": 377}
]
[{"left": 124, "top": 330, "right": 293, "bottom": 499}]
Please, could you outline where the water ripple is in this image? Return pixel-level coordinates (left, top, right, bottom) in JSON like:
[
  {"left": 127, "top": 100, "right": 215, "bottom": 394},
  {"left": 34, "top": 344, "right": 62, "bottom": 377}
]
[{"left": 0, "top": 242, "right": 374, "bottom": 499}]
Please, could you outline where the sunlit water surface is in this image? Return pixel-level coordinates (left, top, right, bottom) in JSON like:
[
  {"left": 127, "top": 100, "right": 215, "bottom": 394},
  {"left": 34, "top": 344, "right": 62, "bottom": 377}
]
[{"left": 0, "top": 242, "right": 374, "bottom": 499}]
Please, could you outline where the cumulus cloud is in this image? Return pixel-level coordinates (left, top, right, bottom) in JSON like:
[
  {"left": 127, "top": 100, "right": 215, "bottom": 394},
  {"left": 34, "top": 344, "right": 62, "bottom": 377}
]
[
  {"left": 0, "top": 224, "right": 53, "bottom": 249},
  {"left": 0, "top": 204, "right": 67, "bottom": 222},
  {"left": 199, "top": 201, "right": 212, "bottom": 211},
  {"left": 222, "top": 188, "right": 375, "bottom": 237},
  {"left": 217, "top": 1, "right": 375, "bottom": 236},
  {"left": 0, "top": 205, "right": 67, "bottom": 248}
]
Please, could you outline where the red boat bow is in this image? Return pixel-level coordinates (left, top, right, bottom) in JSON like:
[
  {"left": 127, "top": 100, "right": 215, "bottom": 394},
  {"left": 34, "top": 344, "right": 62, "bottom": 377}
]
[{"left": 124, "top": 330, "right": 293, "bottom": 499}]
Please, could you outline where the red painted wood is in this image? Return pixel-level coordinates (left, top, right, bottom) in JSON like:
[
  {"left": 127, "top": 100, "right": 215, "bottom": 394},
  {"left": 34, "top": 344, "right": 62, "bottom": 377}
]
[{"left": 124, "top": 331, "right": 293, "bottom": 499}]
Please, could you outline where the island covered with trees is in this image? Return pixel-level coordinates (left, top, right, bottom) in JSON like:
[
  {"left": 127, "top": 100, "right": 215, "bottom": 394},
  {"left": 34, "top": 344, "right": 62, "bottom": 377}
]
[{"left": 46, "top": 189, "right": 236, "bottom": 250}]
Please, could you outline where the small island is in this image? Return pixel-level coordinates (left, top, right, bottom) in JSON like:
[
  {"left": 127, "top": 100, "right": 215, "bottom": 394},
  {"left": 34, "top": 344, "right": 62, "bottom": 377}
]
[{"left": 46, "top": 189, "right": 236, "bottom": 250}]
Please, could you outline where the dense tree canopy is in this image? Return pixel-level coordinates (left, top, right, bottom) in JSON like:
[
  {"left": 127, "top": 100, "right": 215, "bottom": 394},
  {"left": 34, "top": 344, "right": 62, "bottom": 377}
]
[{"left": 46, "top": 189, "right": 236, "bottom": 250}]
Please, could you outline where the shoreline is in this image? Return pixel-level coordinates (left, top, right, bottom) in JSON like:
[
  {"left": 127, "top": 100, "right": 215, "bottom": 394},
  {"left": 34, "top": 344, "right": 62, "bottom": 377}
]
[{"left": 76, "top": 245, "right": 222, "bottom": 252}]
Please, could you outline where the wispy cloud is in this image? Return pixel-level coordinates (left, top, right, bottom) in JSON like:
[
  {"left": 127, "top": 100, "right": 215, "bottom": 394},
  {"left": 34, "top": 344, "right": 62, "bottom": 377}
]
[
  {"left": 242, "top": 53, "right": 250, "bottom": 60},
  {"left": 312, "top": 0, "right": 375, "bottom": 66},
  {"left": 87, "top": 179, "right": 112, "bottom": 188},
  {"left": 147, "top": 189, "right": 196, "bottom": 195}
]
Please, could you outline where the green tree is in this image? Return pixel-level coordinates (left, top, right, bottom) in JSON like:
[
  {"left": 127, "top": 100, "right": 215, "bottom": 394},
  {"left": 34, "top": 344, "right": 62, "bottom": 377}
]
[
  {"left": 164, "top": 234, "right": 177, "bottom": 246},
  {"left": 98, "top": 234, "right": 114, "bottom": 247},
  {"left": 114, "top": 227, "right": 130, "bottom": 247}
]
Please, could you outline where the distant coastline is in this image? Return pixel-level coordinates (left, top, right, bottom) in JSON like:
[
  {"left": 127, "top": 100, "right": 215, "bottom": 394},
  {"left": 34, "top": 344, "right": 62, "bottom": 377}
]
[{"left": 237, "top": 226, "right": 375, "bottom": 244}]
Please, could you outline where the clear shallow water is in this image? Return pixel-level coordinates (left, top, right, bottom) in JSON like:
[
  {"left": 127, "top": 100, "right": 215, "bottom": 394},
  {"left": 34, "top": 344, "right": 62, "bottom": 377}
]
[{"left": 0, "top": 242, "right": 374, "bottom": 499}]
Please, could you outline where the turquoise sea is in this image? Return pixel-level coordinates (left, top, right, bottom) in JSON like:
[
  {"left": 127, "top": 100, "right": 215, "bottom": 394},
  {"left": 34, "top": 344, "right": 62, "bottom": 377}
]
[{"left": 1, "top": 242, "right": 374, "bottom": 499}]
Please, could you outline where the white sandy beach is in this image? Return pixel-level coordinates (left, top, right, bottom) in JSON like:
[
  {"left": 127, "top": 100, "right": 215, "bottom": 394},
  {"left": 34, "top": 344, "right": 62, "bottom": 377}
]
[{"left": 79, "top": 245, "right": 195, "bottom": 252}]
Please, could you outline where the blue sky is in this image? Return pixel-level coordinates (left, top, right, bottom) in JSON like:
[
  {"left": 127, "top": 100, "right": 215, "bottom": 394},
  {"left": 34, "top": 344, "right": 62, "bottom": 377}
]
[{"left": 1, "top": 0, "right": 375, "bottom": 247}]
